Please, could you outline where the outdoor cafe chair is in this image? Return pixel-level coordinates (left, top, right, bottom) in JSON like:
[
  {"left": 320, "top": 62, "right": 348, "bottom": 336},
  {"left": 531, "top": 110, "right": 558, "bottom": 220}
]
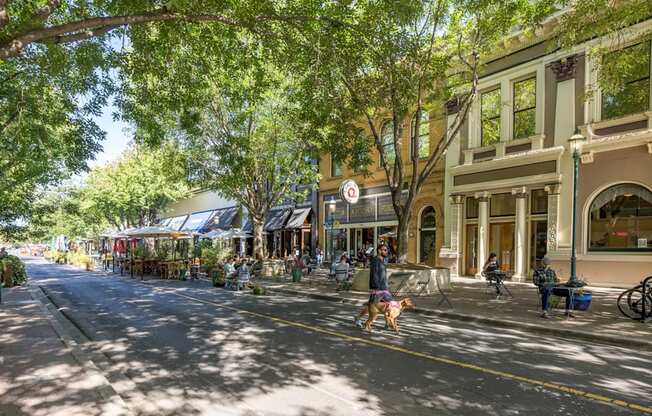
[{"left": 482, "top": 270, "right": 513, "bottom": 299}]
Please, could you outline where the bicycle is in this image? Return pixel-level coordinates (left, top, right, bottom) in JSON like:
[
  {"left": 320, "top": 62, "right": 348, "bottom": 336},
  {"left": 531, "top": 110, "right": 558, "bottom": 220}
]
[{"left": 617, "top": 276, "right": 652, "bottom": 322}]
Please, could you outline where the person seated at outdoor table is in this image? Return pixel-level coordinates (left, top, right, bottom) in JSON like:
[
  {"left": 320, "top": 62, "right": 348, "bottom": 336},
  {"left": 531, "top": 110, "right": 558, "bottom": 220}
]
[
  {"left": 334, "top": 253, "right": 350, "bottom": 290},
  {"left": 300, "top": 249, "right": 312, "bottom": 275},
  {"left": 535, "top": 256, "right": 574, "bottom": 319},
  {"left": 482, "top": 252, "right": 504, "bottom": 294},
  {"left": 223, "top": 257, "right": 237, "bottom": 279},
  {"left": 356, "top": 248, "right": 368, "bottom": 267},
  {"left": 237, "top": 261, "right": 251, "bottom": 290}
]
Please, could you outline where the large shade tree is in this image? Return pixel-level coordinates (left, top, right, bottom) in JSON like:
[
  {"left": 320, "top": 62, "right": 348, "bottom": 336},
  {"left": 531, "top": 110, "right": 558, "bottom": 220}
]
[
  {"left": 293, "top": 0, "right": 550, "bottom": 263},
  {"left": 121, "top": 47, "right": 319, "bottom": 258},
  {"left": 82, "top": 143, "right": 191, "bottom": 230},
  {"left": 0, "top": 1, "right": 340, "bottom": 235}
]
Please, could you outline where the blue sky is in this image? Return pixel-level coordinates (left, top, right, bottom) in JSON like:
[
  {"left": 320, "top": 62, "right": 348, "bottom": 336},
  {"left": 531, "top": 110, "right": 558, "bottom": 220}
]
[{"left": 90, "top": 101, "right": 131, "bottom": 167}]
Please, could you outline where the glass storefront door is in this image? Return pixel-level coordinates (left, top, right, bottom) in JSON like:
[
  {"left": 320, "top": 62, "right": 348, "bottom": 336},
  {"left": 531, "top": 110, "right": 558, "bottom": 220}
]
[
  {"left": 465, "top": 224, "right": 478, "bottom": 275},
  {"left": 489, "top": 222, "right": 515, "bottom": 272},
  {"left": 326, "top": 228, "right": 347, "bottom": 262},
  {"left": 351, "top": 228, "right": 375, "bottom": 257}
]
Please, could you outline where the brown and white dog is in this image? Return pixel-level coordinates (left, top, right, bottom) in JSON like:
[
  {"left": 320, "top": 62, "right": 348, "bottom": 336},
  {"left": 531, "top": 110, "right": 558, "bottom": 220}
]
[{"left": 363, "top": 298, "right": 414, "bottom": 333}]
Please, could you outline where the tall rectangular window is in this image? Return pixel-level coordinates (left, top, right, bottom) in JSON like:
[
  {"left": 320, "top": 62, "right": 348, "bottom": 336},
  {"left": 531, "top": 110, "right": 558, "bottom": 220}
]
[
  {"left": 602, "top": 42, "right": 651, "bottom": 120},
  {"left": 481, "top": 88, "right": 501, "bottom": 146},
  {"left": 380, "top": 120, "right": 396, "bottom": 166},
  {"left": 331, "top": 156, "right": 341, "bottom": 177},
  {"left": 411, "top": 111, "right": 430, "bottom": 159},
  {"left": 513, "top": 77, "right": 536, "bottom": 139}
]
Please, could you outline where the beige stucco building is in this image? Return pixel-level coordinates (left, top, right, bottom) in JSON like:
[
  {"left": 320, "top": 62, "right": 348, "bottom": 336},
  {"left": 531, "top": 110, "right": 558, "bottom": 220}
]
[{"left": 439, "top": 18, "right": 652, "bottom": 287}]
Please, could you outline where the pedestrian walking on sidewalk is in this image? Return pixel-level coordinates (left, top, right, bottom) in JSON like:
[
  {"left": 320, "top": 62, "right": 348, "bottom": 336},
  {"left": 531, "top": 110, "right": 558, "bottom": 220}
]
[
  {"left": 535, "top": 256, "right": 574, "bottom": 318},
  {"left": 315, "top": 246, "right": 323, "bottom": 267},
  {"left": 354, "top": 243, "right": 392, "bottom": 328}
]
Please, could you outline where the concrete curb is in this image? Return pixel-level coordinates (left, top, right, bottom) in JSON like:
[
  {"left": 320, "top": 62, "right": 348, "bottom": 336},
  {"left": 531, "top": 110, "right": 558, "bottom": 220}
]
[
  {"left": 264, "top": 286, "right": 652, "bottom": 351},
  {"left": 28, "top": 284, "right": 134, "bottom": 416}
]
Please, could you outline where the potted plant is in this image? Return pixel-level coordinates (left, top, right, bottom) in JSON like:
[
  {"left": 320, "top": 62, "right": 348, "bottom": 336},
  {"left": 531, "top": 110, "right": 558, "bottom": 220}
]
[
  {"left": 252, "top": 284, "right": 266, "bottom": 295},
  {"left": 212, "top": 268, "right": 226, "bottom": 287}
]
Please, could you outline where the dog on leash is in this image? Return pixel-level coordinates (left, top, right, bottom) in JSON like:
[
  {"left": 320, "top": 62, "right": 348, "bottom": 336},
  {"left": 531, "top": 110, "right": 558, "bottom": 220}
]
[{"left": 363, "top": 298, "right": 414, "bottom": 333}]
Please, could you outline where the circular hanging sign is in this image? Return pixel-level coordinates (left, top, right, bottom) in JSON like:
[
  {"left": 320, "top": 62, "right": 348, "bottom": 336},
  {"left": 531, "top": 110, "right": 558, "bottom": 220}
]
[{"left": 339, "top": 179, "right": 360, "bottom": 204}]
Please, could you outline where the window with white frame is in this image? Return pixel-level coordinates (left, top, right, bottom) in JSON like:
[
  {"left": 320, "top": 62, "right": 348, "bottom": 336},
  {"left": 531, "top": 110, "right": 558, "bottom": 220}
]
[
  {"left": 513, "top": 77, "right": 536, "bottom": 139},
  {"left": 601, "top": 41, "right": 651, "bottom": 120},
  {"left": 411, "top": 111, "right": 430, "bottom": 159},
  {"left": 380, "top": 120, "right": 396, "bottom": 165},
  {"left": 481, "top": 88, "right": 501, "bottom": 146},
  {"left": 588, "top": 183, "right": 652, "bottom": 251}
]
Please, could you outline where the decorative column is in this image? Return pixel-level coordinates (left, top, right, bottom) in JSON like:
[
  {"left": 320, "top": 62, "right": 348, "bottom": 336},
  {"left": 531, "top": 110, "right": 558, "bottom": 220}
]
[
  {"left": 448, "top": 194, "right": 465, "bottom": 277},
  {"left": 544, "top": 183, "right": 561, "bottom": 254},
  {"left": 475, "top": 192, "right": 490, "bottom": 279},
  {"left": 512, "top": 187, "right": 528, "bottom": 281}
]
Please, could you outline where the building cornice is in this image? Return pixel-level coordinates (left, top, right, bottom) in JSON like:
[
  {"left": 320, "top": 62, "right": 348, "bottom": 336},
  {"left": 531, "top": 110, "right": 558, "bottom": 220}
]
[{"left": 451, "top": 145, "right": 565, "bottom": 175}]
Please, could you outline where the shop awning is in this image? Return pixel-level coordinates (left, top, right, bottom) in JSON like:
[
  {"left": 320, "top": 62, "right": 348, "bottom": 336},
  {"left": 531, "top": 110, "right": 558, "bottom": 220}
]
[
  {"left": 166, "top": 215, "right": 189, "bottom": 231},
  {"left": 285, "top": 208, "right": 311, "bottom": 229},
  {"left": 264, "top": 209, "right": 291, "bottom": 231},
  {"left": 181, "top": 210, "right": 216, "bottom": 233},
  {"left": 207, "top": 206, "right": 239, "bottom": 230},
  {"left": 126, "top": 226, "right": 192, "bottom": 239}
]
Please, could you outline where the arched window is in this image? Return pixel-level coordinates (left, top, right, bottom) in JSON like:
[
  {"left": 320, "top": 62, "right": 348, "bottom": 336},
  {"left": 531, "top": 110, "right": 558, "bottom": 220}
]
[
  {"left": 588, "top": 183, "right": 652, "bottom": 251},
  {"left": 380, "top": 120, "right": 395, "bottom": 165},
  {"left": 411, "top": 111, "right": 430, "bottom": 159},
  {"left": 419, "top": 206, "right": 437, "bottom": 264}
]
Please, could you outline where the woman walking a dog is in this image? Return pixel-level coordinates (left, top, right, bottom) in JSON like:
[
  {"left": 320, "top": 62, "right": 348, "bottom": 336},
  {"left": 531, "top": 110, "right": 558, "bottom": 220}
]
[{"left": 354, "top": 243, "right": 392, "bottom": 328}]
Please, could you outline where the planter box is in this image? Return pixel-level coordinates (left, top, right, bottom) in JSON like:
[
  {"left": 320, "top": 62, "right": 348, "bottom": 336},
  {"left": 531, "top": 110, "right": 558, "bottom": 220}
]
[{"left": 352, "top": 264, "right": 451, "bottom": 293}]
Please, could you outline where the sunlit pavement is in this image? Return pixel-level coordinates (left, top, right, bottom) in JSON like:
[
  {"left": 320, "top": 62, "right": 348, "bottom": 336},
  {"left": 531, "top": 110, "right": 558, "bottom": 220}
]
[{"left": 13, "top": 257, "right": 652, "bottom": 415}]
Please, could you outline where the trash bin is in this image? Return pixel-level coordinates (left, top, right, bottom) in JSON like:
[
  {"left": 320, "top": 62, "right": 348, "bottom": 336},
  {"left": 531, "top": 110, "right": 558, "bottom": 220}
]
[{"left": 292, "top": 267, "right": 302, "bottom": 282}]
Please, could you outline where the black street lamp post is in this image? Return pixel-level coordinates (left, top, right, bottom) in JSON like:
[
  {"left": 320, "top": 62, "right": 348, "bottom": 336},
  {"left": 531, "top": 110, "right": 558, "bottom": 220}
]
[
  {"left": 325, "top": 197, "right": 336, "bottom": 267},
  {"left": 568, "top": 131, "right": 586, "bottom": 284}
]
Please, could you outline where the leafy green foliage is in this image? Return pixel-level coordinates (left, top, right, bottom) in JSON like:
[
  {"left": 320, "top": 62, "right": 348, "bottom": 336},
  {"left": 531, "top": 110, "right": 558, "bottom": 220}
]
[
  {"left": 289, "top": 0, "right": 541, "bottom": 261},
  {"left": 0, "top": 254, "right": 27, "bottom": 286},
  {"left": 81, "top": 143, "right": 191, "bottom": 230},
  {"left": 25, "top": 143, "right": 190, "bottom": 242},
  {"left": 554, "top": 0, "right": 652, "bottom": 98}
]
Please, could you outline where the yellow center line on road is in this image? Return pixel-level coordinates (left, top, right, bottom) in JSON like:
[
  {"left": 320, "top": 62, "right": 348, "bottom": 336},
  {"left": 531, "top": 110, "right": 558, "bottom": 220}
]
[{"left": 168, "top": 290, "right": 652, "bottom": 415}]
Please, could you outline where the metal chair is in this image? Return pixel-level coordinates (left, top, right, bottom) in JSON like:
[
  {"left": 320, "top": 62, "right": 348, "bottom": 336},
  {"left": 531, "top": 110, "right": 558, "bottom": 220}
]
[
  {"left": 334, "top": 266, "right": 352, "bottom": 291},
  {"left": 482, "top": 271, "right": 513, "bottom": 299}
]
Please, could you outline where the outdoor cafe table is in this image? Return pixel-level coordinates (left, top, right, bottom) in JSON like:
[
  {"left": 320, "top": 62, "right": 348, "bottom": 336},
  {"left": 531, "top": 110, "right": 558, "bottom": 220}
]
[{"left": 157, "top": 260, "right": 187, "bottom": 279}]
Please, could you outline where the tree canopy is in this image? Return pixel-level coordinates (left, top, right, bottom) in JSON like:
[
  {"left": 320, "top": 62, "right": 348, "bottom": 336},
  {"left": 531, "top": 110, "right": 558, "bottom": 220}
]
[{"left": 25, "top": 143, "right": 191, "bottom": 242}]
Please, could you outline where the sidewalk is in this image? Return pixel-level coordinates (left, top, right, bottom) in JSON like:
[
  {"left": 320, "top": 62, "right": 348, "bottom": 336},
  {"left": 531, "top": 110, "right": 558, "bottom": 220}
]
[
  {"left": 0, "top": 285, "right": 130, "bottom": 416},
  {"left": 254, "top": 270, "right": 652, "bottom": 350}
]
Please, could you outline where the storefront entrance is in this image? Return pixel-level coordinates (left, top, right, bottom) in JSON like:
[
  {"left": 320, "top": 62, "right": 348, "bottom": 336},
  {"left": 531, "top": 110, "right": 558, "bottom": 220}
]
[
  {"left": 419, "top": 207, "right": 437, "bottom": 265},
  {"left": 465, "top": 224, "right": 478, "bottom": 275},
  {"left": 350, "top": 227, "right": 375, "bottom": 256},
  {"left": 489, "top": 222, "right": 515, "bottom": 272}
]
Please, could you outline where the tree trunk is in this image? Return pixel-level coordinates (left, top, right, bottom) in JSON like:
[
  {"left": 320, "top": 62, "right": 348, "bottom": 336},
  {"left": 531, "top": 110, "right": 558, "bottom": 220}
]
[
  {"left": 396, "top": 212, "right": 411, "bottom": 264},
  {"left": 252, "top": 216, "right": 264, "bottom": 260}
]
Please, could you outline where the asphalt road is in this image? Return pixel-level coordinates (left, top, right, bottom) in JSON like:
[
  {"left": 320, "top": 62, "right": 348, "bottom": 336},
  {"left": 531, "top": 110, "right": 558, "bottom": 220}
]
[{"left": 25, "top": 257, "right": 652, "bottom": 416}]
